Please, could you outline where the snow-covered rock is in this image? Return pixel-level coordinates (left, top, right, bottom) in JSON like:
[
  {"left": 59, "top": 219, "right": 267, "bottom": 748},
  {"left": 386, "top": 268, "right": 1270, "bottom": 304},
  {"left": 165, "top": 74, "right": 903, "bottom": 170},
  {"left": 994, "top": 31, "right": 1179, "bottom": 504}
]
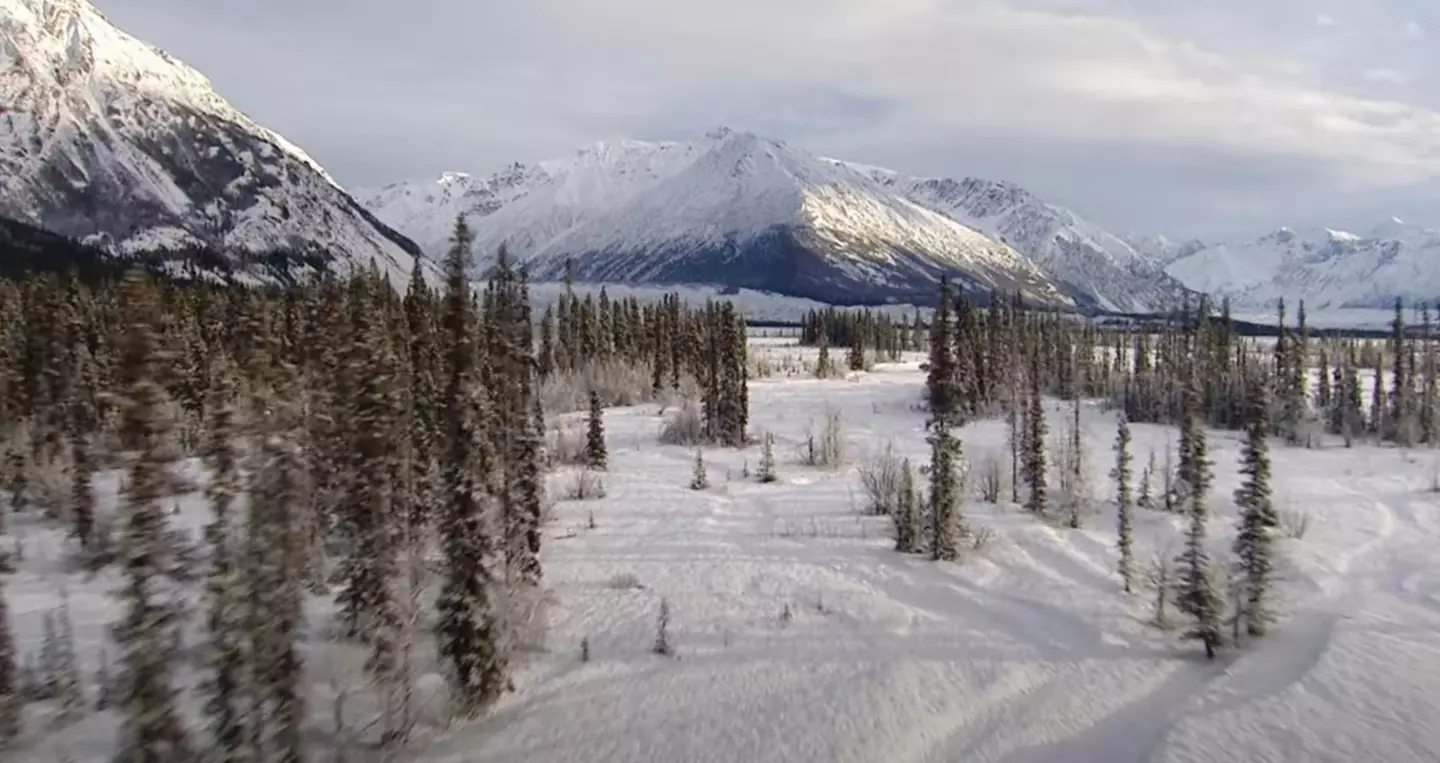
[
  {"left": 0, "top": 0, "right": 426, "bottom": 286},
  {"left": 1163, "top": 221, "right": 1440, "bottom": 309},
  {"left": 359, "top": 129, "right": 1088, "bottom": 309},
  {"left": 847, "top": 168, "right": 1195, "bottom": 312}
]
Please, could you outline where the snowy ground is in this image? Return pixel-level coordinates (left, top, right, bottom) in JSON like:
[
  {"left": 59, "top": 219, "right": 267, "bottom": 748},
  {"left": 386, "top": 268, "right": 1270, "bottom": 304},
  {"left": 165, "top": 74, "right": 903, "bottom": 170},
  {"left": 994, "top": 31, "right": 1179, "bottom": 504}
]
[{"left": 8, "top": 339, "right": 1440, "bottom": 762}]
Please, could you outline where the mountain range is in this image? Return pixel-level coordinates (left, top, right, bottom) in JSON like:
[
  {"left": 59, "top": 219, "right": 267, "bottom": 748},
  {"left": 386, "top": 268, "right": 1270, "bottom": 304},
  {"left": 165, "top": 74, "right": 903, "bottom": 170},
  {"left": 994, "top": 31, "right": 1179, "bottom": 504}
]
[
  {"left": 0, "top": 0, "right": 424, "bottom": 286},
  {"left": 5, "top": 0, "right": 1439, "bottom": 312},
  {"left": 357, "top": 130, "right": 1196, "bottom": 312}
]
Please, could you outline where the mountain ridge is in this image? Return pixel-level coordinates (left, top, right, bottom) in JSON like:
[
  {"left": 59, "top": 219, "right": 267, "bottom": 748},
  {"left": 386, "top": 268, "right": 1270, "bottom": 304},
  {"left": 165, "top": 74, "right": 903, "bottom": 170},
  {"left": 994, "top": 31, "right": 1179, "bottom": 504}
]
[
  {"left": 359, "top": 129, "right": 1191, "bottom": 311},
  {"left": 0, "top": 0, "right": 427, "bottom": 286},
  {"left": 1161, "top": 220, "right": 1440, "bottom": 309}
]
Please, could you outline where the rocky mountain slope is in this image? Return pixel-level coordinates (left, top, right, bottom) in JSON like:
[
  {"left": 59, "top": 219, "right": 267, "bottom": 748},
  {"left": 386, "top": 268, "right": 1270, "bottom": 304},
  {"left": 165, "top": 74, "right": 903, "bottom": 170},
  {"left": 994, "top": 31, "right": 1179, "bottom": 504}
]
[
  {"left": 361, "top": 130, "right": 1196, "bottom": 310},
  {"left": 0, "top": 0, "right": 425, "bottom": 285},
  {"left": 846, "top": 167, "right": 1193, "bottom": 312},
  {"left": 1162, "top": 220, "right": 1440, "bottom": 309}
]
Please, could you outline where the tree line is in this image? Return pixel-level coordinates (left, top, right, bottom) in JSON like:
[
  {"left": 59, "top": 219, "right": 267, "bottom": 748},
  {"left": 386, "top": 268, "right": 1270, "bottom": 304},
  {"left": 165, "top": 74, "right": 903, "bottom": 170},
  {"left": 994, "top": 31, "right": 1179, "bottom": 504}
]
[{"left": 0, "top": 217, "right": 751, "bottom": 760}]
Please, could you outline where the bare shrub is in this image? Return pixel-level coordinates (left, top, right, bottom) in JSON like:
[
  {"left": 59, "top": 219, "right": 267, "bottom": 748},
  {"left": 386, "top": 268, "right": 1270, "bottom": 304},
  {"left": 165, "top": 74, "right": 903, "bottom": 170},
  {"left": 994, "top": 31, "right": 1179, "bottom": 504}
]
[
  {"left": 608, "top": 572, "right": 646, "bottom": 590},
  {"left": 545, "top": 426, "right": 588, "bottom": 467},
  {"left": 803, "top": 405, "right": 845, "bottom": 469},
  {"left": 27, "top": 450, "right": 72, "bottom": 518},
  {"left": 563, "top": 468, "right": 606, "bottom": 500},
  {"left": 857, "top": 441, "right": 903, "bottom": 515},
  {"left": 975, "top": 450, "right": 1004, "bottom": 503},
  {"left": 1277, "top": 507, "right": 1311, "bottom": 539},
  {"left": 541, "top": 360, "right": 659, "bottom": 414},
  {"left": 496, "top": 582, "right": 552, "bottom": 656},
  {"left": 659, "top": 401, "right": 706, "bottom": 446},
  {"left": 971, "top": 526, "right": 996, "bottom": 553},
  {"left": 1144, "top": 546, "right": 1175, "bottom": 629}
]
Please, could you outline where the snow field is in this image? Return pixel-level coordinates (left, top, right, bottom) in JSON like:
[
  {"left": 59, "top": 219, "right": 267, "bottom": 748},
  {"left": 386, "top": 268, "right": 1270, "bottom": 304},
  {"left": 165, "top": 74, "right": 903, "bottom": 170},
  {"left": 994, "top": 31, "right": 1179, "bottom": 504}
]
[{"left": 6, "top": 338, "right": 1440, "bottom": 763}]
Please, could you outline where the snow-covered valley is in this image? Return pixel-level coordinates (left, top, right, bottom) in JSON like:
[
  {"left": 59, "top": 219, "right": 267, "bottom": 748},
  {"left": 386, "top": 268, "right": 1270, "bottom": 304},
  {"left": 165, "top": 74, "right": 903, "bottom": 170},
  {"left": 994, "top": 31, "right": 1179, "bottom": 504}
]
[{"left": 8, "top": 338, "right": 1440, "bottom": 763}]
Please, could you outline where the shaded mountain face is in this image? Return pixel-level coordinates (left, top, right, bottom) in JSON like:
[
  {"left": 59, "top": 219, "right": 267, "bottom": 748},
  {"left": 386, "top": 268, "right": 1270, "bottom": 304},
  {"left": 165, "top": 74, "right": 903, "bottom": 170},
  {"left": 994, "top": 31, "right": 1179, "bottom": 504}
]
[
  {"left": 847, "top": 170, "right": 1195, "bottom": 313},
  {"left": 0, "top": 0, "right": 425, "bottom": 286},
  {"left": 360, "top": 129, "right": 1094, "bottom": 309},
  {"left": 1163, "top": 221, "right": 1440, "bottom": 309}
]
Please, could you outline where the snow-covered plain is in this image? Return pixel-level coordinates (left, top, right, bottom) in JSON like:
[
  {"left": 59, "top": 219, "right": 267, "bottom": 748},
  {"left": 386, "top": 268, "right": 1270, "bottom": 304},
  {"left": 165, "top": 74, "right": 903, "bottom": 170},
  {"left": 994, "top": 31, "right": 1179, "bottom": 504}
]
[{"left": 8, "top": 339, "right": 1440, "bottom": 763}]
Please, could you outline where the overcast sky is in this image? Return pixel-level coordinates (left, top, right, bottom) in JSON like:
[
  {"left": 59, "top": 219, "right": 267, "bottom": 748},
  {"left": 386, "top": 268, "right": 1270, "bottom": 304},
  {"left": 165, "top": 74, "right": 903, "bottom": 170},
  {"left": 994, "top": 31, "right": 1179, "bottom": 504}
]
[{"left": 93, "top": 0, "right": 1440, "bottom": 238}]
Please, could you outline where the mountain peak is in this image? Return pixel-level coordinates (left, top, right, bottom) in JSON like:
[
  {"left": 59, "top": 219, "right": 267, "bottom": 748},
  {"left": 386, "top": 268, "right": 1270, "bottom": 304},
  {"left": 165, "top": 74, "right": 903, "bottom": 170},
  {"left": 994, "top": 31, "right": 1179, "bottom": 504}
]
[
  {"left": 1, "top": 0, "right": 425, "bottom": 286},
  {"left": 358, "top": 131, "right": 1194, "bottom": 311}
]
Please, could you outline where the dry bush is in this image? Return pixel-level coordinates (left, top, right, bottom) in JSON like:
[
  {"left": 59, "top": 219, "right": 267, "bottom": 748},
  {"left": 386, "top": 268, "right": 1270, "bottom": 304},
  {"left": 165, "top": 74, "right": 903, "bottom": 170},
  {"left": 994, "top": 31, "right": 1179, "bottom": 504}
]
[
  {"left": 608, "top": 572, "right": 646, "bottom": 590},
  {"left": 974, "top": 450, "right": 1004, "bottom": 503},
  {"left": 659, "top": 401, "right": 706, "bottom": 446},
  {"left": 545, "top": 426, "right": 588, "bottom": 467},
  {"left": 802, "top": 405, "right": 845, "bottom": 470},
  {"left": 562, "top": 468, "right": 606, "bottom": 500},
  {"left": 496, "top": 582, "right": 554, "bottom": 656},
  {"left": 540, "top": 360, "right": 656, "bottom": 414},
  {"left": 971, "top": 526, "right": 996, "bottom": 553},
  {"left": 856, "top": 441, "right": 904, "bottom": 515},
  {"left": 1277, "top": 506, "right": 1311, "bottom": 539}
]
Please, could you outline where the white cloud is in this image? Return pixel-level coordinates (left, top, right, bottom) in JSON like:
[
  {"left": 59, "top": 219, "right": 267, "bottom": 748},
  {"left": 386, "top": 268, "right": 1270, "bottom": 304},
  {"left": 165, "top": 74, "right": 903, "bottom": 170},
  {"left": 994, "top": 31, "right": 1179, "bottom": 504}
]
[
  {"left": 1316, "top": 13, "right": 1340, "bottom": 27},
  {"left": 91, "top": 0, "right": 1440, "bottom": 232},
  {"left": 1362, "top": 68, "right": 1408, "bottom": 84},
  {"left": 514, "top": 0, "right": 1440, "bottom": 189},
  {"left": 1405, "top": 20, "right": 1425, "bottom": 38}
]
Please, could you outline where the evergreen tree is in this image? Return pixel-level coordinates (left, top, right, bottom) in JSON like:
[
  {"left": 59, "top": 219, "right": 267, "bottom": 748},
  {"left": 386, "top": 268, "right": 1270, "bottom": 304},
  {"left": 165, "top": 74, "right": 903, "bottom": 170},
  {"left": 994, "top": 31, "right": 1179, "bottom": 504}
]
[
  {"left": 1172, "top": 376, "right": 1223, "bottom": 659},
  {"left": 847, "top": 331, "right": 865, "bottom": 372},
  {"left": 1023, "top": 359, "right": 1048, "bottom": 515},
  {"left": 689, "top": 449, "right": 708, "bottom": 490},
  {"left": 894, "top": 459, "right": 922, "bottom": 554},
  {"left": 758, "top": 432, "right": 777, "bottom": 483},
  {"left": 928, "top": 424, "right": 965, "bottom": 561},
  {"left": 1113, "top": 414, "right": 1135, "bottom": 593},
  {"left": 925, "top": 279, "right": 959, "bottom": 426},
  {"left": 585, "top": 390, "right": 607, "bottom": 470},
  {"left": 0, "top": 549, "right": 16, "bottom": 744},
  {"left": 1233, "top": 372, "right": 1278, "bottom": 638},
  {"left": 434, "top": 218, "right": 507, "bottom": 718},
  {"left": 199, "top": 365, "right": 246, "bottom": 763},
  {"left": 244, "top": 394, "right": 309, "bottom": 763},
  {"left": 110, "top": 272, "right": 194, "bottom": 763}
]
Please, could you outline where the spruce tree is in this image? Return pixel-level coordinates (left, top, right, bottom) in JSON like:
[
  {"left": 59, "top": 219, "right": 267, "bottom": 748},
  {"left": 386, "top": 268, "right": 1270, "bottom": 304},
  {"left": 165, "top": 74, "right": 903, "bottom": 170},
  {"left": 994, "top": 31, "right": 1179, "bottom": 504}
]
[
  {"left": 110, "top": 272, "right": 194, "bottom": 763},
  {"left": 585, "top": 390, "right": 607, "bottom": 470},
  {"left": 1172, "top": 376, "right": 1223, "bottom": 659},
  {"left": 758, "top": 432, "right": 777, "bottom": 483},
  {"left": 689, "top": 449, "right": 708, "bottom": 490},
  {"left": 0, "top": 549, "right": 16, "bottom": 744},
  {"left": 245, "top": 395, "right": 309, "bottom": 763},
  {"left": 928, "top": 424, "right": 965, "bottom": 561},
  {"left": 1113, "top": 414, "right": 1135, "bottom": 593},
  {"left": 434, "top": 217, "right": 507, "bottom": 718},
  {"left": 894, "top": 459, "right": 922, "bottom": 554},
  {"left": 847, "top": 331, "right": 865, "bottom": 372},
  {"left": 1233, "top": 373, "right": 1278, "bottom": 638},
  {"left": 199, "top": 365, "right": 246, "bottom": 763},
  {"left": 1023, "top": 359, "right": 1048, "bottom": 515}
]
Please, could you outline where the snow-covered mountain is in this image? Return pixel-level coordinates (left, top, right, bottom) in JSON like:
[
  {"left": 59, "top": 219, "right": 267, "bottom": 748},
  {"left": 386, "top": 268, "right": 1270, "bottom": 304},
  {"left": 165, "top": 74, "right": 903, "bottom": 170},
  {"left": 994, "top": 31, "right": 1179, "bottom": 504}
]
[
  {"left": 1162, "top": 220, "right": 1440, "bottom": 309},
  {"left": 360, "top": 130, "right": 1126, "bottom": 309},
  {"left": 0, "top": 0, "right": 425, "bottom": 285},
  {"left": 843, "top": 168, "right": 1194, "bottom": 312}
]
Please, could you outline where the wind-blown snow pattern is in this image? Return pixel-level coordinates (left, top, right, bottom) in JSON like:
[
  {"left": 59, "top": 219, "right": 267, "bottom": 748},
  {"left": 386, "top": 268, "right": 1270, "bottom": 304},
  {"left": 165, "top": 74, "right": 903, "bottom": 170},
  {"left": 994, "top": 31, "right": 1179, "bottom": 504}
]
[
  {"left": 844, "top": 165, "right": 1196, "bottom": 313},
  {"left": 11, "top": 338, "right": 1440, "bottom": 763},
  {"left": 359, "top": 129, "right": 1080, "bottom": 308},
  {"left": 1163, "top": 221, "right": 1440, "bottom": 310},
  {"left": 0, "top": 0, "right": 427, "bottom": 286}
]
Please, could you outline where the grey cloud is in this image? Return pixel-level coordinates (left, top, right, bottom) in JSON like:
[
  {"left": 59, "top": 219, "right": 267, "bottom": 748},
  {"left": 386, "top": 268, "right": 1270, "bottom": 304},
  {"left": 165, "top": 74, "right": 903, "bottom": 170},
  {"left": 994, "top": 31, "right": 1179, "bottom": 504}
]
[{"left": 91, "top": 0, "right": 1440, "bottom": 234}]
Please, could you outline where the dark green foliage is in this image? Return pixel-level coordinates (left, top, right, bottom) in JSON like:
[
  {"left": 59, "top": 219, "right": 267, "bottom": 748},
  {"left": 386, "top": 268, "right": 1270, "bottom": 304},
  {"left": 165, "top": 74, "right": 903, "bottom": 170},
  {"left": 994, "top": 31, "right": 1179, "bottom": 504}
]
[
  {"left": 585, "top": 390, "right": 607, "bottom": 470},
  {"left": 1113, "top": 414, "right": 1135, "bottom": 593}
]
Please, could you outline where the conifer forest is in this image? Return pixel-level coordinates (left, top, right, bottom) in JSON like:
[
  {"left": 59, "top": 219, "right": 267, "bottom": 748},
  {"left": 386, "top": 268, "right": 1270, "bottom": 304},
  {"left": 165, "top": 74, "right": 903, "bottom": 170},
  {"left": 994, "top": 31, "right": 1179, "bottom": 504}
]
[{"left": 2, "top": 232, "right": 1440, "bottom": 763}]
